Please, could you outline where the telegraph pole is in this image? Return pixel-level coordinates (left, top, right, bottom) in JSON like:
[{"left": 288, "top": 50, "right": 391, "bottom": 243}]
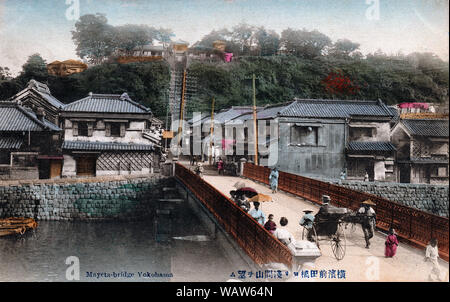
[
  {"left": 177, "top": 69, "right": 187, "bottom": 148},
  {"left": 252, "top": 73, "right": 258, "bottom": 166},
  {"left": 209, "top": 97, "right": 215, "bottom": 165},
  {"left": 164, "top": 89, "right": 170, "bottom": 150}
]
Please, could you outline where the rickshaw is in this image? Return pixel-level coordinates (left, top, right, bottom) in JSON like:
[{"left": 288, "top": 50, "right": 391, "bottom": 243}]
[{"left": 301, "top": 206, "right": 348, "bottom": 260}]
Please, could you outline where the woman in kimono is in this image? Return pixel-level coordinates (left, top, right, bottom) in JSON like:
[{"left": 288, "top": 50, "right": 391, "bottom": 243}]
[
  {"left": 269, "top": 167, "right": 279, "bottom": 193},
  {"left": 384, "top": 228, "right": 399, "bottom": 258}
]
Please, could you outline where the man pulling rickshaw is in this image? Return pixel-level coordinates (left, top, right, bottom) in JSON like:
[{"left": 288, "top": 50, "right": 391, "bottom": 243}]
[{"left": 299, "top": 195, "right": 348, "bottom": 260}]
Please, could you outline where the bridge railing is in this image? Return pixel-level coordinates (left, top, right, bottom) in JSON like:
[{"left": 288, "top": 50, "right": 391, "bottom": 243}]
[
  {"left": 243, "top": 163, "right": 449, "bottom": 261},
  {"left": 175, "top": 163, "right": 293, "bottom": 267}
]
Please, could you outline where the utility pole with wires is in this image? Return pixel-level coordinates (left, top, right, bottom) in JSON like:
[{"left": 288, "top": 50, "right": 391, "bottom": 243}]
[
  {"left": 177, "top": 69, "right": 187, "bottom": 147},
  {"left": 164, "top": 88, "right": 170, "bottom": 150},
  {"left": 252, "top": 73, "right": 259, "bottom": 166},
  {"left": 209, "top": 97, "right": 215, "bottom": 165}
]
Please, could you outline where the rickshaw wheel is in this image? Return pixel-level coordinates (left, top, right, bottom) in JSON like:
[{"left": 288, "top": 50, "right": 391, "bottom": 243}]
[
  {"left": 331, "top": 223, "right": 346, "bottom": 260},
  {"left": 302, "top": 225, "right": 319, "bottom": 249}
]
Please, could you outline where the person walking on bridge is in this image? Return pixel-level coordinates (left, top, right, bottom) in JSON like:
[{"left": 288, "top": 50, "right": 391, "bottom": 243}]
[
  {"left": 217, "top": 157, "right": 224, "bottom": 175},
  {"left": 269, "top": 167, "right": 279, "bottom": 193},
  {"left": 384, "top": 228, "right": 399, "bottom": 258},
  {"left": 425, "top": 238, "right": 442, "bottom": 281},
  {"left": 358, "top": 200, "right": 376, "bottom": 249}
]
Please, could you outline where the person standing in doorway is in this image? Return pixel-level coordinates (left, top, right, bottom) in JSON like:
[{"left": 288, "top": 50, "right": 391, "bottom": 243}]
[
  {"left": 384, "top": 228, "right": 399, "bottom": 258},
  {"left": 269, "top": 167, "right": 279, "bottom": 193}
]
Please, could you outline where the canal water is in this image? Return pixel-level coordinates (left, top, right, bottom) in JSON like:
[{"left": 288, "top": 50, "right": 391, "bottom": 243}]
[{"left": 0, "top": 201, "right": 244, "bottom": 282}]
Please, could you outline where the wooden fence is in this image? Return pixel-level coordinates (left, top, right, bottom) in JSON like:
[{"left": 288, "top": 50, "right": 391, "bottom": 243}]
[
  {"left": 243, "top": 163, "right": 449, "bottom": 261},
  {"left": 175, "top": 163, "right": 293, "bottom": 267}
]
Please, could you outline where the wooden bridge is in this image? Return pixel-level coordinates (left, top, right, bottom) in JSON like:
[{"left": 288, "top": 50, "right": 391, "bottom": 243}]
[{"left": 174, "top": 162, "right": 449, "bottom": 281}]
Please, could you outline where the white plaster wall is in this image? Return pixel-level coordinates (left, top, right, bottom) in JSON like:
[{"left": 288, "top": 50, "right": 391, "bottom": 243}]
[
  {"left": 62, "top": 155, "right": 76, "bottom": 177},
  {"left": 374, "top": 161, "right": 386, "bottom": 181},
  {"left": 64, "top": 128, "right": 149, "bottom": 144},
  {"left": 350, "top": 122, "right": 391, "bottom": 142}
]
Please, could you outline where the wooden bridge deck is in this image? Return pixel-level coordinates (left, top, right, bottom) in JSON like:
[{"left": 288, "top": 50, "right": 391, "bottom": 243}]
[{"left": 202, "top": 173, "right": 449, "bottom": 282}]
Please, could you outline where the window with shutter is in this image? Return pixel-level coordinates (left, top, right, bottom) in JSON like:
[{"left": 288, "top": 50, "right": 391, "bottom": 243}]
[
  {"left": 105, "top": 123, "right": 111, "bottom": 137},
  {"left": 78, "top": 122, "right": 89, "bottom": 137},
  {"left": 73, "top": 121, "right": 78, "bottom": 136},
  {"left": 110, "top": 123, "right": 121, "bottom": 137},
  {"left": 87, "top": 123, "right": 94, "bottom": 137},
  {"left": 120, "top": 124, "right": 126, "bottom": 137}
]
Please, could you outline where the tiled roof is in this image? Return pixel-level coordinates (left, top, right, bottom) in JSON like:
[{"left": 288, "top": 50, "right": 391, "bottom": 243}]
[
  {"left": 62, "top": 140, "right": 154, "bottom": 151},
  {"left": 209, "top": 107, "right": 254, "bottom": 124},
  {"left": 62, "top": 93, "right": 152, "bottom": 114},
  {"left": 0, "top": 137, "right": 23, "bottom": 149},
  {"left": 387, "top": 106, "right": 400, "bottom": 123},
  {"left": 401, "top": 119, "right": 449, "bottom": 137},
  {"left": 279, "top": 99, "right": 394, "bottom": 119},
  {"left": 347, "top": 141, "right": 396, "bottom": 152},
  {"left": 35, "top": 90, "right": 65, "bottom": 109},
  {"left": 0, "top": 103, "right": 61, "bottom": 132},
  {"left": 7, "top": 79, "right": 65, "bottom": 109},
  {"left": 257, "top": 104, "right": 289, "bottom": 119},
  {"left": 187, "top": 113, "right": 211, "bottom": 125}
]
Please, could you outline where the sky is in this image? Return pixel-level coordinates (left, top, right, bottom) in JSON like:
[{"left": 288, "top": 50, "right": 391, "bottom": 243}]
[{"left": 0, "top": 0, "right": 448, "bottom": 74}]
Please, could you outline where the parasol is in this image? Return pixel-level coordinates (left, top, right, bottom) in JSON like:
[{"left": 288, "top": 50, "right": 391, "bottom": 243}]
[
  {"left": 237, "top": 187, "right": 258, "bottom": 198},
  {"left": 249, "top": 193, "right": 273, "bottom": 203}
]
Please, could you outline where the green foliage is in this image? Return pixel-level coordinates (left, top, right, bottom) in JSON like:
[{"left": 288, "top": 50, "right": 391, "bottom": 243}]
[
  {"left": 280, "top": 28, "right": 332, "bottom": 59},
  {"left": 0, "top": 52, "right": 447, "bottom": 120},
  {"left": 0, "top": 66, "right": 21, "bottom": 100},
  {"left": 67, "top": 61, "right": 171, "bottom": 117},
  {"left": 186, "top": 54, "right": 449, "bottom": 114},
  {"left": 18, "top": 53, "right": 49, "bottom": 84},
  {"left": 71, "top": 14, "right": 174, "bottom": 64},
  {"left": 71, "top": 14, "right": 116, "bottom": 65}
]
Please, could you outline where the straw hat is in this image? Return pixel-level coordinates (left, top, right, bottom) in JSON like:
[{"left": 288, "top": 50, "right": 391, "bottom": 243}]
[{"left": 361, "top": 199, "right": 376, "bottom": 206}]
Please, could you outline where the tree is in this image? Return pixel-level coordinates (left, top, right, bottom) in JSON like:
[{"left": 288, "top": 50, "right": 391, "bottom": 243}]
[
  {"left": 280, "top": 28, "right": 332, "bottom": 59},
  {"left": 0, "top": 66, "right": 21, "bottom": 100},
  {"left": 17, "top": 53, "right": 48, "bottom": 84},
  {"left": 0, "top": 66, "right": 12, "bottom": 81},
  {"left": 231, "top": 23, "right": 256, "bottom": 55},
  {"left": 328, "top": 39, "right": 360, "bottom": 58},
  {"left": 71, "top": 14, "right": 116, "bottom": 65},
  {"left": 254, "top": 27, "right": 280, "bottom": 56},
  {"left": 115, "top": 24, "right": 155, "bottom": 56},
  {"left": 194, "top": 28, "right": 231, "bottom": 48},
  {"left": 153, "top": 27, "right": 175, "bottom": 47}
]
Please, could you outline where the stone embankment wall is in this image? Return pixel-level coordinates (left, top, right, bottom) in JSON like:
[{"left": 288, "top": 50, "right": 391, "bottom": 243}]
[
  {"left": 0, "top": 174, "right": 172, "bottom": 221},
  {"left": 328, "top": 180, "right": 449, "bottom": 218}
]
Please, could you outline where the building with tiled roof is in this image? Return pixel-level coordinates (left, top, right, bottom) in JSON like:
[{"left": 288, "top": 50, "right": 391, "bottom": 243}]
[
  {"left": 216, "top": 99, "right": 395, "bottom": 180},
  {"left": 0, "top": 102, "right": 62, "bottom": 180},
  {"left": 60, "top": 92, "right": 161, "bottom": 177},
  {"left": 391, "top": 118, "right": 448, "bottom": 184},
  {"left": 47, "top": 59, "right": 88, "bottom": 77},
  {"left": 6, "top": 79, "right": 65, "bottom": 125}
]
